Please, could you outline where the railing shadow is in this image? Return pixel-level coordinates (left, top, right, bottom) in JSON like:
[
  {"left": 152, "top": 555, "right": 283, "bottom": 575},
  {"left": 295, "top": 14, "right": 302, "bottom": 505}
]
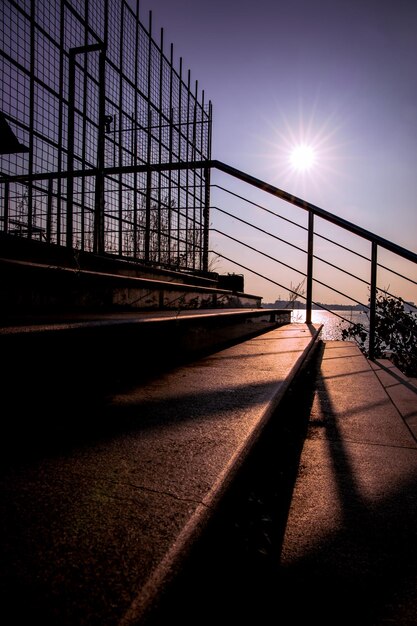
[
  {"left": 275, "top": 345, "right": 417, "bottom": 625},
  {"left": 373, "top": 358, "right": 417, "bottom": 396},
  {"left": 142, "top": 341, "right": 324, "bottom": 625},
  {"left": 149, "top": 341, "right": 417, "bottom": 626}
]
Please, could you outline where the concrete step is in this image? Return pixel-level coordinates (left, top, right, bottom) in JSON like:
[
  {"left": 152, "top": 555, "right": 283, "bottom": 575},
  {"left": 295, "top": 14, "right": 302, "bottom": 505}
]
[
  {"left": 0, "top": 308, "right": 291, "bottom": 406},
  {"left": 0, "top": 232, "right": 261, "bottom": 314},
  {"left": 0, "top": 254, "right": 262, "bottom": 315},
  {"left": 136, "top": 341, "right": 417, "bottom": 626},
  {"left": 0, "top": 322, "right": 322, "bottom": 626}
]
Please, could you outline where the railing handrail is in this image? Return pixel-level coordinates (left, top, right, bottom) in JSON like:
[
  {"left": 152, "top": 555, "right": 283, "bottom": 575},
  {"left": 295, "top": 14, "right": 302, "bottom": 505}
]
[
  {"left": 211, "top": 189, "right": 417, "bottom": 295},
  {"left": 2, "top": 157, "right": 416, "bottom": 358},
  {"left": 211, "top": 160, "right": 417, "bottom": 265},
  {"left": 208, "top": 159, "right": 417, "bottom": 359},
  {"left": 4, "top": 157, "right": 415, "bottom": 264}
]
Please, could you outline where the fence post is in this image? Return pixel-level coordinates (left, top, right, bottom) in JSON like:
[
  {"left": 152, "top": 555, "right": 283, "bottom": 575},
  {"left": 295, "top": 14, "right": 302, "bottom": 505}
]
[
  {"left": 67, "top": 49, "right": 76, "bottom": 248},
  {"left": 67, "top": 44, "right": 104, "bottom": 250},
  {"left": 46, "top": 178, "right": 53, "bottom": 243},
  {"left": 3, "top": 181, "right": 9, "bottom": 233},
  {"left": 94, "top": 49, "right": 107, "bottom": 255},
  {"left": 145, "top": 111, "right": 152, "bottom": 263},
  {"left": 203, "top": 166, "right": 211, "bottom": 272}
]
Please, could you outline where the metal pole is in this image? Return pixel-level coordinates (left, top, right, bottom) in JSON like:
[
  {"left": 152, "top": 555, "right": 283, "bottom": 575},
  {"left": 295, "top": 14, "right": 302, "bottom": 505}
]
[
  {"left": 133, "top": 0, "right": 140, "bottom": 259},
  {"left": 67, "top": 43, "right": 104, "bottom": 250},
  {"left": 145, "top": 110, "right": 152, "bottom": 262},
  {"left": 117, "top": 1, "right": 125, "bottom": 257},
  {"left": 145, "top": 11, "right": 152, "bottom": 263},
  {"left": 3, "top": 181, "right": 9, "bottom": 233},
  {"left": 168, "top": 43, "right": 174, "bottom": 266},
  {"left": 94, "top": 49, "right": 107, "bottom": 254},
  {"left": 46, "top": 178, "right": 53, "bottom": 243},
  {"left": 306, "top": 210, "right": 314, "bottom": 324},
  {"left": 369, "top": 241, "right": 378, "bottom": 360},
  {"left": 28, "top": 0, "right": 36, "bottom": 240},
  {"left": 203, "top": 166, "right": 210, "bottom": 272},
  {"left": 177, "top": 57, "right": 183, "bottom": 265},
  {"left": 67, "top": 49, "right": 76, "bottom": 248},
  {"left": 185, "top": 69, "right": 191, "bottom": 266}
]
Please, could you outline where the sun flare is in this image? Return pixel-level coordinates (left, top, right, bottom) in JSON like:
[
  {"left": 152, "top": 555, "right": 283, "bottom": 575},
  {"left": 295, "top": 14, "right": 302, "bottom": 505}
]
[
  {"left": 256, "top": 93, "right": 347, "bottom": 198},
  {"left": 290, "top": 144, "right": 316, "bottom": 171}
]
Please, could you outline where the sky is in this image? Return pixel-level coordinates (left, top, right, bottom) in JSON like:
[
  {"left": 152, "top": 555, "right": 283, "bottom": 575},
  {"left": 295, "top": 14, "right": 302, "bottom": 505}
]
[{"left": 131, "top": 0, "right": 417, "bottom": 304}]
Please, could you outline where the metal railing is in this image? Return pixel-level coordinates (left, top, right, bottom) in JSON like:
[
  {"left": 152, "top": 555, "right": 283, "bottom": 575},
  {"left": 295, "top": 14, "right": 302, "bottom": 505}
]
[
  {"left": 1, "top": 0, "right": 212, "bottom": 272},
  {"left": 208, "top": 160, "right": 417, "bottom": 360},
  {"left": 2, "top": 0, "right": 415, "bottom": 362},
  {"left": 1, "top": 158, "right": 416, "bottom": 360}
]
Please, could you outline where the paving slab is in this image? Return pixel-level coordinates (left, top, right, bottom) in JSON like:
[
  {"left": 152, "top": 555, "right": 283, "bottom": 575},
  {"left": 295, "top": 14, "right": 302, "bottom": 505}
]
[
  {"left": 0, "top": 322, "right": 321, "bottom": 626},
  {"left": 280, "top": 341, "right": 417, "bottom": 625},
  {"left": 370, "top": 358, "right": 417, "bottom": 440}
]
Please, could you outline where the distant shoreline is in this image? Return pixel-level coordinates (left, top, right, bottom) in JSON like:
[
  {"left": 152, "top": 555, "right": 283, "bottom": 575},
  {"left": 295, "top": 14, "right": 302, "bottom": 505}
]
[{"left": 262, "top": 301, "right": 416, "bottom": 313}]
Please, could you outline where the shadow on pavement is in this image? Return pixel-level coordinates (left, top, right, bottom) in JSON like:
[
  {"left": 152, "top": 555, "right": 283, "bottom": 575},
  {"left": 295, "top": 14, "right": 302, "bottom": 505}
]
[{"left": 146, "top": 341, "right": 417, "bottom": 626}]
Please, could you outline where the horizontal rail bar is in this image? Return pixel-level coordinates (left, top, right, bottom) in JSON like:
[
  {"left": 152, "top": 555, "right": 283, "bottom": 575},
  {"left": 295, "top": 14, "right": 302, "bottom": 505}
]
[
  {"left": 212, "top": 206, "right": 371, "bottom": 288},
  {"left": 211, "top": 182, "right": 417, "bottom": 289},
  {"left": 212, "top": 183, "right": 308, "bottom": 233},
  {"left": 211, "top": 160, "right": 417, "bottom": 265},
  {"left": 0, "top": 160, "right": 211, "bottom": 183},
  {"left": 2, "top": 158, "right": 416, "bottom": 263}
]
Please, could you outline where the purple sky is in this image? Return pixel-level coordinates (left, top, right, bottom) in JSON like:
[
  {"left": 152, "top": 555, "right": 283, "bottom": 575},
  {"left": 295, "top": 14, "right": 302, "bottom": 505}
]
[{"left": 133, "top": 0, "right": 417, "bottom": 303}]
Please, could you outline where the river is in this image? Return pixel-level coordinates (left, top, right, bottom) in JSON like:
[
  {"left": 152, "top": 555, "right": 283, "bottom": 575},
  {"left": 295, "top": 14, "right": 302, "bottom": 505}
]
[{"left": 291, "top": 309, "right": 369, "bottom": 341}]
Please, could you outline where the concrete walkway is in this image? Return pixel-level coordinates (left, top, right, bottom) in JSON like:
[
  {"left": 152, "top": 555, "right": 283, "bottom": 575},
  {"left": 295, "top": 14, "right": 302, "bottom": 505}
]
[
  {"left": 3, "top": 332, "right": 416, "bottom": 625},
  {"left": 0, "top": 322, "right": 321, "bottom": 626},
  {"left": 280, "top": 341, "right": 417, "bottom": 625}
]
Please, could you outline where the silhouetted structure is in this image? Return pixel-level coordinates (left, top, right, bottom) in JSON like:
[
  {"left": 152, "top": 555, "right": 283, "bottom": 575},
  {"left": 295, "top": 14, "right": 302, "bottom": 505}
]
[
  {"left": 0, "top": 0, "right": 212, "bottom": 272},
  {"left": 0, "top": 112, "right": 29, "bottom": 155}
]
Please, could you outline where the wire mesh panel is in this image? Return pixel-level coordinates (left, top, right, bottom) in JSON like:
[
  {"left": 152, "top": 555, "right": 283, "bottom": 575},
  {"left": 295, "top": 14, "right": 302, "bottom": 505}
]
[{"left": 0, "top": 0, "right": 212, "bottom": 272}]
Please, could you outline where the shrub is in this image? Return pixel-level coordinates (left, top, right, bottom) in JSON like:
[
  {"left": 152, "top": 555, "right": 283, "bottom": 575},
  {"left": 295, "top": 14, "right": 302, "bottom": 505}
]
[{"left": 340, "top": 294, "right": 417, "bottom": 377}]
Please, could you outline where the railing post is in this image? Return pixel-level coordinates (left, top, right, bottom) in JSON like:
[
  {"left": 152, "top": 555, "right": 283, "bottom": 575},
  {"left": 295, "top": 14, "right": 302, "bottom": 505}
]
[
  {"left": 369, "top": 241, "right": 378, "bottom": 360},
  {"left": 306, "top": 210, "right": 314, "bottom": 324}
]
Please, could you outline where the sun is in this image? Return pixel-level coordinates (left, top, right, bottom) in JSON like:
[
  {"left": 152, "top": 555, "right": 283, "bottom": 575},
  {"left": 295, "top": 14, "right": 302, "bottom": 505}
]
[
  {"left": 290, "top": 144, "right": 316, "bottom": 171},
  {"left": 256, "top": 94, "right": 347, "bottom": 198}
]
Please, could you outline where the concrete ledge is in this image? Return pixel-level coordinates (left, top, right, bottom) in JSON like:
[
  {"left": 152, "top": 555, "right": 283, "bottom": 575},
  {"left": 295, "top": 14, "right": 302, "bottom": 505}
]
[
  {"left": 0, "top": 309, "right": 292, "bottom": 399},
  {"left": 0, "top": 323, "right": 322, "bottom": 626},
  {"left": 0, "top": 308, "right": 294, "bottom": 467},
  {"left": 0, "top": 256, "right": 262, "bottom": 314}
]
